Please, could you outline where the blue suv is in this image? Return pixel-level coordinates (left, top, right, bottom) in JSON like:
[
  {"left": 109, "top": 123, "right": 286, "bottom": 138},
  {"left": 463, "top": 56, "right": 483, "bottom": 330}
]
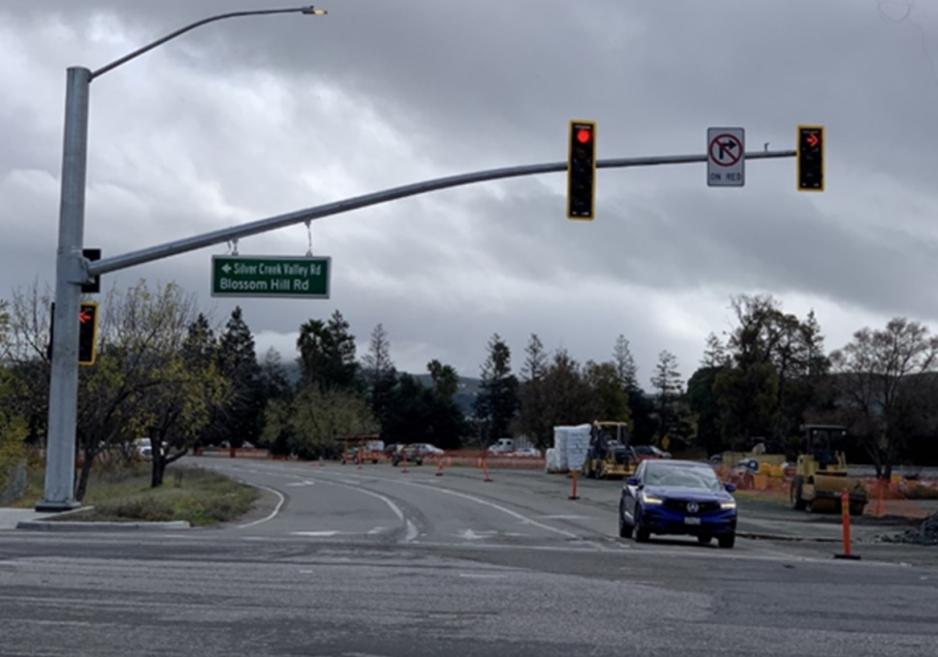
[{"left": 619, "top": 459, "right": 737, "bottom": 548}]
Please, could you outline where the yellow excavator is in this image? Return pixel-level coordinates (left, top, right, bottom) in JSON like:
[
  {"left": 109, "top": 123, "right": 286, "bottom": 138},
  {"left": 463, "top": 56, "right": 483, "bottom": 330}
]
[
  {"left": 583, "top": 421, "right": 636, "bottom": 479},
  {"left": 790, "top": 424, "right": 867, "bottom": 515}
]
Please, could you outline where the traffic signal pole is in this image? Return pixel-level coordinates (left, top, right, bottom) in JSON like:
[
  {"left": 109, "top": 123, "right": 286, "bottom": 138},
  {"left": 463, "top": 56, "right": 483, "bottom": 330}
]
[
  {"left": 41, "top": 109, "right": 794, "bottom": 510},
  {"left": 87, "top": 149, "right": 795, "bottom": 278},
  {"left": 37, "top": 7, "right": 329, "bottom": 511},
  {"left": 38, "top": 67, "right": 91, "bottom": 511}
]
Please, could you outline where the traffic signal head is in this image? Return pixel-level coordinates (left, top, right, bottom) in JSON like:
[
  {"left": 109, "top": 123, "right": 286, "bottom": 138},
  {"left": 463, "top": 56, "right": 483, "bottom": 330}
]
[
  {"left": 797, "top": 125, "right": 824, "bottom": 192},
  {"left": 78, "top": 302, "right": 98, "bottom": 366},
  {"left": 567, "top": 120, "right": 596, "bottom": 219}
]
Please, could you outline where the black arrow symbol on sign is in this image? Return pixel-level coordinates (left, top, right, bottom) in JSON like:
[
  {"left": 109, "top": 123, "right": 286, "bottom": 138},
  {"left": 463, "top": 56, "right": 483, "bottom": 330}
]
[{"left": 718, "top": 140, "right": 737, "bottom": 160}]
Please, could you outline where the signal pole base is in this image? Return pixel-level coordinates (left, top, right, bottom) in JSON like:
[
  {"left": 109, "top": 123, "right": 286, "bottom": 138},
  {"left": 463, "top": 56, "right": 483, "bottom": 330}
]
[
  {"left": 834, "top": 553, "right": 861, "bottom": 560},
  {"left": 35, "top": 500, "right": 81, "bottom": 513}
]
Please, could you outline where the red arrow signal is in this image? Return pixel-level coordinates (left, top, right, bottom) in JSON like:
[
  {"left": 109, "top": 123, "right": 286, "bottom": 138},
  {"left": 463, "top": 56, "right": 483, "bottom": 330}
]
[
  {"left": 79, "top": 309, "right": 92, "bottom": 324},
  {"left": 806, "top": 132, "right": 819, "bottom": 148}
]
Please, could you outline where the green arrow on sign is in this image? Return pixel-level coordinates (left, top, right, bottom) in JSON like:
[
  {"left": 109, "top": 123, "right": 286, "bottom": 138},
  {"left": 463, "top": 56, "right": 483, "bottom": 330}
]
[{"left": 211, "top": 255, "right": 331, "bottom": 299}]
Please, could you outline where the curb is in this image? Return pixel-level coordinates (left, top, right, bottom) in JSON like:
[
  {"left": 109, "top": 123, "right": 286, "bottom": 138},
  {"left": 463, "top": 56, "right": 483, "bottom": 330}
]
[
  {"left": 737, "top": 531, "right": 839, "bottom": 543},
  {"left": 16, "top": 520, "right": 191, "bottom": 531}
]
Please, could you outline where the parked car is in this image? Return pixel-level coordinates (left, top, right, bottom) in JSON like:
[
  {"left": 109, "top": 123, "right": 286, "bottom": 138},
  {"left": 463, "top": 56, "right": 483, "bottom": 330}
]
[
  {"left": 510, "top": 447, "right": 542, "bottom": 458},
  {"left": 619, "top": 459, "right": 737, "bottom": 548},
  {"left": 413, "top": 443, "right": 444, "bottom": 456},
  {"left": 390, "top": 444, "right": 423, "bottom": 466},
  {"left": 631, "top": 445, "right": 672, "bottom": 460},
  {"left": 488, "top": 438, "right": 515, "bottom": 455},
  {"left": 133, "top": 437, "right": 152, "bottom": 461}
]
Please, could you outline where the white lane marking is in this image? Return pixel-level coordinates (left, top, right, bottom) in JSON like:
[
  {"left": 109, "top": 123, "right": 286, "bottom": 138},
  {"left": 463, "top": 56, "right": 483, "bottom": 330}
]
[
  {"left": 395, "top": 481, "right": 579, "bottom": 540},
  {"left": 460, "top": 529, "right": 496, "bottom": 540},
  {"left": 458, "top": 572, "right": 507, "bottom": 579},
  {"left": 237, "top": 484, "right": 286, "bottom": 529},
  {"left": 302, "top": 469, "right": 577, "bottom": 541},
  {"left": 311, "top": 476, "right": 417, "bottom": 544},
  {"left": 292, "top": 531, "right": 340, "bottom": 537},
  {"left": 218, "top": 463, "right": 416, "bottom": 542},
  {"left": 368, "top": 526, "right": 388, "bottom": 535},
  {"left": 541, "top": 514, "right": 592, "bottom": 520},
  {"left": 285, "top": 480, "right": 316, "bottom": 487}
]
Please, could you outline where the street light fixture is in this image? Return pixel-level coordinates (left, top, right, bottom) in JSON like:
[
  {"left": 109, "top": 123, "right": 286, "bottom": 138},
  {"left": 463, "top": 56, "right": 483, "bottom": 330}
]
[{"left": 37, "top": 6, "right": 327, "bottom": 511}]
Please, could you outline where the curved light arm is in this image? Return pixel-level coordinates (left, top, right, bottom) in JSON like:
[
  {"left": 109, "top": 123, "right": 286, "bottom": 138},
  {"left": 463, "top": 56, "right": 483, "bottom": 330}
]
[{"left": 90, "top": 6, "right": 327, "bottom": 80}]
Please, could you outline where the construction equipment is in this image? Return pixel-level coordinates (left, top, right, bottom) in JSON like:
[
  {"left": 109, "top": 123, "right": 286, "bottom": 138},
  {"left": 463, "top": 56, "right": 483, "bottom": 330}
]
[
  {"left": 790, "top": 424, "right": 867, "bottom": 515},
  {"left": 582, "top": 421, "right": 636, "bottom": 479}
]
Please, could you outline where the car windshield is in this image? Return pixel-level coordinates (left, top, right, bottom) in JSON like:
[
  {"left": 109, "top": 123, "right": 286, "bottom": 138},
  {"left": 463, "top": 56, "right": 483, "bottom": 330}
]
[{"left": 645, "top": 464, "right": 722, "bottom": 491}]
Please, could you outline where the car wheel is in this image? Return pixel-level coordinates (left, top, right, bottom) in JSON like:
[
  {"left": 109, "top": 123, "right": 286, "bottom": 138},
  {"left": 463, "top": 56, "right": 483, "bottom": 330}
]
[
  {"left": 718, "top": 533, "right": 736, "bottom": 549},
  {"left": 416, "top": 459, "right": 423, "bottom": 466},
  {"left": 618, "top": 503, "right": 633, "bottom": 539},
  {"left": 790, "top": 477, "right": 807, "bottom": 511},
  {"left": 849, "top": 502, "right": 865, "bottom": 517},
  {"left": 634, "top": 512, "right": 650, "bottom": 543},
  {"left": 697, "top": 534, "right": 712, "bottom": 545}
]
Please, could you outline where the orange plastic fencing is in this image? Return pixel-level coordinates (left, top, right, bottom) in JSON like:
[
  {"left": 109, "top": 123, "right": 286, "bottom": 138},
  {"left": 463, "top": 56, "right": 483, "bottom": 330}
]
[{"left": 716, "top": 463, "right": 938, "bottom": 521}]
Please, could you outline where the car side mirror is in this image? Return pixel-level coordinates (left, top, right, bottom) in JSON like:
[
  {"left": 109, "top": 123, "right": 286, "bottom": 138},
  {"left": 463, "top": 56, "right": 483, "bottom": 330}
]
[
  {"left": 626, "top": 476, "right": 640, "bottom": 486},
  {"left": 724, "top": 483, "right": 736, "bottom": 493}
]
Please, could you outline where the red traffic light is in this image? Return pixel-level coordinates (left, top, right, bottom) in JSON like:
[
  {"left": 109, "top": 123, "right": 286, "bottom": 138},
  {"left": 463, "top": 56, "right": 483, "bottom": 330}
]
[
  {"left": 805, "top": 132, "right": 819, "bottom": 149},
  {"left": 576, "top": 128, "right": 592, "bottom": 144}
]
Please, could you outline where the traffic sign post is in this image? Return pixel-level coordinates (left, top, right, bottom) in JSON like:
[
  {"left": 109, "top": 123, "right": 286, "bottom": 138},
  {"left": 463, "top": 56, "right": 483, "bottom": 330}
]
[
  {"left": 211, "top": 255, "right": 331, "bottom": 299},
  {"left": 707, "top": 127, "right": 745, "bottom": 187}
]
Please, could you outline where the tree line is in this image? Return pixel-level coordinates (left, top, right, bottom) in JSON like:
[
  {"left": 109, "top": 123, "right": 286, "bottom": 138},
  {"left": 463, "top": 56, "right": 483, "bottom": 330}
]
[{"left": 2, "top": 283, "right": 937, "bottom": 501}]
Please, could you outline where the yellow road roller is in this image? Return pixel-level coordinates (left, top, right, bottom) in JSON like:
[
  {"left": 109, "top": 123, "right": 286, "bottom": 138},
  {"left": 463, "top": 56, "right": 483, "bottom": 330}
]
[{"left": 790, "top": 424, "right": 867, "bottom": 515}]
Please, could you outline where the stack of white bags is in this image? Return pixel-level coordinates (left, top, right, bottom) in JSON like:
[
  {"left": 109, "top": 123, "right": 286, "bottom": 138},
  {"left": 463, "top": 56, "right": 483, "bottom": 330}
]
[{"left": 544, "top": 424, "right": 591, "bottom": 473}]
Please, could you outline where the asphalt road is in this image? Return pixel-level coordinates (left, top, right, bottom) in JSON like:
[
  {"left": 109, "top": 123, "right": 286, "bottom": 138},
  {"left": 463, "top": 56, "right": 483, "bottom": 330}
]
[{"left": 2, "top": 457, "right": 938, "bottom": 657}]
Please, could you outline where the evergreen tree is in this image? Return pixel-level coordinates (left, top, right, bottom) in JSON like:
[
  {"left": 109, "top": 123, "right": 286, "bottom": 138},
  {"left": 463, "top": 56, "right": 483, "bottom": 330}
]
[
  {"left": 427, "top": 359, "right": 459, "bottom": 400},
  {"left": 260, "top": 348, "right": 291, "bottom": 401},
  {"left": 361, "top": 323, "right": 397, "bottom": 431},
  {"left": 650, "top": 350, "right": 683, "bottom": 439},
  {"left": 297, "top": 310, "right": 359, "bottom": 391},
  {"left": 474, "top": 334, "right": 519, "bottom": 445},
  {"left": 613, "top": 334, "right": 638, "bottom": 393},
  {"left": 701, "top": 332, "right": 729, "bottom": 368},
  {"left": 182, "top": 313, "right": 224, "bottom": 448},
  {"left": 518, "top": 334, "right": 552, "bottom": 448},
  {"left": 540, "top": 349, "right": 592, "bottom": 429},
  {"left": 217, "top": 306, "right": 263, "bottom": 446},
  {"left": 584, "top": 360, "right": 631, "bottom": 423}
]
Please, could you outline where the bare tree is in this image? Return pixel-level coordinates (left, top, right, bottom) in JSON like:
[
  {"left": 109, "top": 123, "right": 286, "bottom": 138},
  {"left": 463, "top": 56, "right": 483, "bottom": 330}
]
[{"left": 830, "top": 318, "right": 938, "bottom": 478}]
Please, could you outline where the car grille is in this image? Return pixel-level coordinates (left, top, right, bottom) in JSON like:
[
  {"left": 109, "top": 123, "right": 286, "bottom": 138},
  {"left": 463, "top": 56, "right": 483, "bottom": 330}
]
[{"left": 663, "top": 499, "right": 720, "bottom": 514}]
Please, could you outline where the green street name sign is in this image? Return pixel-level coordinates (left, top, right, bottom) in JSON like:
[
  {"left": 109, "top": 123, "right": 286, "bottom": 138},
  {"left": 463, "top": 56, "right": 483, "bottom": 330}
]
[{"left": 211, "top": 255, "right": 330, "bottom": 299}]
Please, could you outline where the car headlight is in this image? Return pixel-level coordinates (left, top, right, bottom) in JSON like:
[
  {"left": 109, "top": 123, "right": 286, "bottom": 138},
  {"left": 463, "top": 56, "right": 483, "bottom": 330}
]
[
  {"left": 720, "top": 499, "right": 737, "bottom": 510},
  {"left": 641, "top": 492, "right": 664, "bottom": 505}
]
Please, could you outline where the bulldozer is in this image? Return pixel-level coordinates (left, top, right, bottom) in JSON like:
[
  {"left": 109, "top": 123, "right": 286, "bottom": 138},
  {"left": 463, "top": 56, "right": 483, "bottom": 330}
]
[
  {"left": 790, "top": 424, "right": 867, "bottom": 515},
  {"left": 582, "top": 421, "right": 636, "bottom": 479}
]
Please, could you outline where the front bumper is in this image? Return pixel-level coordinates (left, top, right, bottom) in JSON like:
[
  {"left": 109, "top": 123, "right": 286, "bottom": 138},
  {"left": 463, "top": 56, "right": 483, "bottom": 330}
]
[{"left": 638, "top": 504, "right": 737, "bottom": 536}]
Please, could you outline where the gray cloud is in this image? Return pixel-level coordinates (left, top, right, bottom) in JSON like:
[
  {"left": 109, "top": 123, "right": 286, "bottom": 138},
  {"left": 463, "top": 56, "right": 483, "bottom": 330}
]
[{"left": 2, "top": 0, "right": 938, "bottom": 382}]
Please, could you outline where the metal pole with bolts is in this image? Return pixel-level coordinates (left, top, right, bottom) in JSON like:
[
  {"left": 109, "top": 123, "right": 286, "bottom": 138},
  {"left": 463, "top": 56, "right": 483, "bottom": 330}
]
[{"left": 37, "top": 6, "right": 328, "bottom": 511}]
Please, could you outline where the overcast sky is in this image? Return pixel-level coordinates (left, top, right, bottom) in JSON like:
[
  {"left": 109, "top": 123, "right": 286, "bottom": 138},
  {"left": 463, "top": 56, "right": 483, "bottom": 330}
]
[{"left": 2, "top": 0, "right": 937, "bottom": 385}]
